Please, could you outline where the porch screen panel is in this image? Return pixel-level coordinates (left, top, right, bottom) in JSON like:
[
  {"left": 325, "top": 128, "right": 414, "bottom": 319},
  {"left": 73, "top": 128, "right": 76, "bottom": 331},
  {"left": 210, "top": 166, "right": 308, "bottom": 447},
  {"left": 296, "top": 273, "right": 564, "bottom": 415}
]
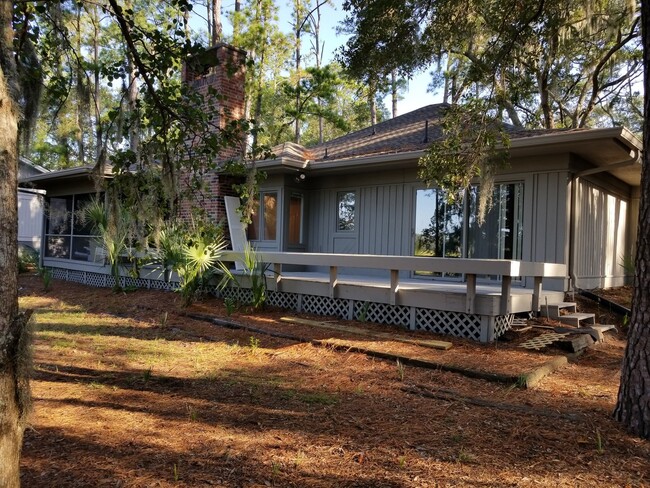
[
  {"left": 467, "top": 182, "right": 524, "bottom": 260},
  {"left": 45, "top": 193, "right": 102, "bottom": 261},
  {"left": 71, "top": 193, "right": 95, "bottom": 261},
  {"left": 45, "top": 196, "right": 73, "bottom": 258}
]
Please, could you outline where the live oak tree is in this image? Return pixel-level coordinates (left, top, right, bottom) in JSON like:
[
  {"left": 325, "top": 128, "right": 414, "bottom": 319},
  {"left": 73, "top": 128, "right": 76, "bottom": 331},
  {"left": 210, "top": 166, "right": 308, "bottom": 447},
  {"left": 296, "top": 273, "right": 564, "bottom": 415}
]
[
  {"left": 341, "top": 0, "right": 641, "bottom": 130},
  {"left": 1, "top": 0, "right": 253, "bottom": 485},
  {"left": 342, "top": 0, "right": 649, "bottom": 438},
  {"left": 613, "top": 0, "right": 650, "bottom": 440}
]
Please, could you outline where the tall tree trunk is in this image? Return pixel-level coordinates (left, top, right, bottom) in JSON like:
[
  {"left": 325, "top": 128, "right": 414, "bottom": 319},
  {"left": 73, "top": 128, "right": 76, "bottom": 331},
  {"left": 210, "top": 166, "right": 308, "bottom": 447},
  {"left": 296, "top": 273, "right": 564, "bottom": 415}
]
[
  {"left": 0, "top": 3, "right": 28, "bottom": 486},
  {"left": 212, "top": 0, "right": 222, "bottom": 45},
  {"left": 92, "top": 5, "right": 103, "bottom": 168},
  {"left": 391, "top": 70, "right": 398, "bottom": 118},
  {"left": 293, "top": 0, "right": 303, "bottom": 144},
  {"left": 368, "top": 77, "right": 377, "bottom": 126},
  {"left": 294, "top": 31, "right": 301, "bottom": 143},
  {"left": 75, "top": 5, "right": 85, "bottom": 165},
  {"left": 232, "top": 0, "right": 241, "bottom": 38},
  {"left": 127, "top": 56, "right": 140, "bottom": 167},
  {"left": 613, "top": 0, "right": 650, "bottom": 440}
]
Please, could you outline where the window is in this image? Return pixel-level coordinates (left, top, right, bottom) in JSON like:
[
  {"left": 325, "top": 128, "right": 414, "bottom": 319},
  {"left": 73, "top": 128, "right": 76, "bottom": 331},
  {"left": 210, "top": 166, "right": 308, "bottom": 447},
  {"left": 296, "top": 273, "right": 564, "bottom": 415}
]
[
  {"left": 247, "top": 192, "right": 278, "bottom": 241},
  {"left": 413, "top": 183, "right": 524, "bottom": 277},
  {"left": 288, "top": 194, "right": 303, "bottom": 245},
  {"left": 45, "top": 193, "right": 102, "bottom": 262},
  {"left": 467, "top": 183, "right": 524, "bottom": 260},
  {"left": 337, "top": 191, "right": 355, "bottom": 231},
  {"left": 414, "top": 189, "right": 463, "bottom": 259}
]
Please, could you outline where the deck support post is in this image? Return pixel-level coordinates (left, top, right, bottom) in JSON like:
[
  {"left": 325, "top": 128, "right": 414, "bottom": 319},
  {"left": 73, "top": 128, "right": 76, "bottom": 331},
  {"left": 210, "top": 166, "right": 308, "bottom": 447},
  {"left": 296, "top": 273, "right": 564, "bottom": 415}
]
[
  {"left": 329, "top": 266, "right": 338, "bottom": 298},
  {"left": 389, "top": 269, "right": 399, "bottom": 305},
  {"left": 274, "top": 263, "right": 282, "bottom": 292},
  {"left": 466, "top": 274, "right": 476, "bottom": 313},
  {"left": 500, "top": 275, "right": 512, "bottom": 315},
  {"left": 531, "top": 276, "right": 543, "bottom": 315}
]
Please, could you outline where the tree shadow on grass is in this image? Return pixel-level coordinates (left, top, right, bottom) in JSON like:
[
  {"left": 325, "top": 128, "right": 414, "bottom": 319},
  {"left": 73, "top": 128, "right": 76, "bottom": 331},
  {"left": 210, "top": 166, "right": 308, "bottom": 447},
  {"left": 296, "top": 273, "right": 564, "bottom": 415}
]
[
  {"left": 34, "top": 317, "right": 306, "bottom": 351},
  {"left": 22, "top": 425, "right": 419, "bottom": 488},
  {"left": 29, "top": 359, "right": 650, "bottom": 484}
]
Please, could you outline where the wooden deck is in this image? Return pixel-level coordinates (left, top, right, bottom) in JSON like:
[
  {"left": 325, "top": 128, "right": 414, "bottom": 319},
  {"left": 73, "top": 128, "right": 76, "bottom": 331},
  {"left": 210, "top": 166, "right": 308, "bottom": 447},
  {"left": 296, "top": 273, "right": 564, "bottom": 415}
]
[
  {"left": 240, "top": 271, "right": 566, "bottom": 317},
  {"left": 46, "top": 251, "right": 568, "bottom": 342},
  {"left": 223, "top": 251, "right": 567, "bottom": 317}
]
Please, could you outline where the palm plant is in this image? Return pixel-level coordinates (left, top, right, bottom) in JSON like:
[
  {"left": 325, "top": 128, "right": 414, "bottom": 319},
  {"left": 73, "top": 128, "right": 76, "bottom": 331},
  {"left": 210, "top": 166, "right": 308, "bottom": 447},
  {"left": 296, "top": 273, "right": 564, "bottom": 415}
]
[
  {"left": 82, "top": 197, "right": 132, "bottom": 292},
  {"left": 153, "top": 222, "right": 185, "bottom": 283},
  {"left": 240, "top": 243, "right": 271, "bottom": 310},
  {"left": 153, "top": 220, "right": 232, "bottom": 306}
]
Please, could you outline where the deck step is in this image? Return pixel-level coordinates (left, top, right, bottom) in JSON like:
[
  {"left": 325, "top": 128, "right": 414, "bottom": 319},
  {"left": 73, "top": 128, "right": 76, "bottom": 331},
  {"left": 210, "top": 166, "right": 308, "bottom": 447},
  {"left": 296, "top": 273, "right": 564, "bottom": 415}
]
[
  {"left": 557, "top": 312, "right": 596, "bottom": 327},
  {"left": 540, "top": 302, "right": 577, "bottom": 319}
]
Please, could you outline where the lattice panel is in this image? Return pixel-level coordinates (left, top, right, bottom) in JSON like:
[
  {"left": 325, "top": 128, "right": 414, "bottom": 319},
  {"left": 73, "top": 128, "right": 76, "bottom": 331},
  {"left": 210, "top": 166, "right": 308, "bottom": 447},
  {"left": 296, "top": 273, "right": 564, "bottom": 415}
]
[
  {"left": 67, "top": 270, "right": 84, "bottom": 284},
  {"left": 267, "top": 291, "right": 299, "bottom": 310},
  {"left": 415, "top": 308, "right": 482, "bottom": 341},
  {"left": 50, "top": 268, "right": 67, "bottom": 280},
  {"left": 493, "top": 314, "right": 514, "bottom": 339},
  {"left": 85, "top": 272, "right": 107, "bottom": 288},
  {"left": 149, "top": 279, "right": 176, "bottom": 291},
  {"left": 353, "top": 302, "right": 410, "bottom": 328},
  {"left": 221, "top": 286, "right": 253, "bottom": 304},
  {"left": 121, "top": 277, "right": 152, "bottom": 289},
  {"left": 301, "top": 295, "right": 350, "bottom": 318}
]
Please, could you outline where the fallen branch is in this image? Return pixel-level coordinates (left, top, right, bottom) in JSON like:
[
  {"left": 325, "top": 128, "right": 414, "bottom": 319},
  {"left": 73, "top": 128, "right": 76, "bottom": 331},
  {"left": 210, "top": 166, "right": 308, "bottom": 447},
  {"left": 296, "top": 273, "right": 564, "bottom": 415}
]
[
  {"left": 184, "top": 312, "right": 557, "bottom": 387},
  {"left": 402, "top": 384, "right": 583, "bottom": 421}
]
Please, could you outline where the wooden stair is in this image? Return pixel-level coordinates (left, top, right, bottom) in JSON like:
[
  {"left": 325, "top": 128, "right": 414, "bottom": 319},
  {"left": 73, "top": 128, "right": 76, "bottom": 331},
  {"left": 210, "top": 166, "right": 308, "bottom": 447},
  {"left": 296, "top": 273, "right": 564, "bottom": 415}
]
[{"left": 540, "top": 302, "right": 596, "bottom": 327}]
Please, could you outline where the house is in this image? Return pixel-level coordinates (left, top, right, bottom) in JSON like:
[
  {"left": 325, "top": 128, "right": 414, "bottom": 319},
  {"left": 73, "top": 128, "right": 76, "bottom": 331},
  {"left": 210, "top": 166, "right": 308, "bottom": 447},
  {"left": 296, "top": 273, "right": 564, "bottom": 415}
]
[
  {"left": 18, "top": 157, "right": 49, "bottom": 252},
  {"left": 19, "top": 165, "right": 113, "bottom": 263},
  {"left": 20, "top": 43, "right": 642, "bottom": 342},
  {"left": 250, "top": 106, "right": 641, "bottom": 292}
]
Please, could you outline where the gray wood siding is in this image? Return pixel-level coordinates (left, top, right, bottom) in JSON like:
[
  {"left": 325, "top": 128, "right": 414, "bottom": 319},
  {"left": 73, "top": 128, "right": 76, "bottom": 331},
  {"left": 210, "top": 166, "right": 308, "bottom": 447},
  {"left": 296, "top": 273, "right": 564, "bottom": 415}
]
[
  {"left": 574, "top": 178, "right": 630, "bottom": 288},
  {"left": 359, "top": 184, "right": 408, "bottom": 255},
  {"left": 530, "top": 172, "right": 568, "bottom": 264}
]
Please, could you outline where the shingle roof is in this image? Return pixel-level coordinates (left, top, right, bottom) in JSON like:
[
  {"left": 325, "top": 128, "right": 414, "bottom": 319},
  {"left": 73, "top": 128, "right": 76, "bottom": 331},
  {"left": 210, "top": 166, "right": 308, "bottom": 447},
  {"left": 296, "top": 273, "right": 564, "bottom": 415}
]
[
  {"left": 270, "top": 103, "right": 585, "bottom": 164},
  {"left": 306, "top": 104, "right": 449, "bottom": 162}
]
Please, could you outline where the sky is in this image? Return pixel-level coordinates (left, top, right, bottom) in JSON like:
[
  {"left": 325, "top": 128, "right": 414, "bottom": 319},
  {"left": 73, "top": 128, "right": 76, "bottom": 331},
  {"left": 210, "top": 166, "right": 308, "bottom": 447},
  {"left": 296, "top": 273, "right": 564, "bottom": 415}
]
[{"left": 192, "top": 0, "right": 442, "bottom": 116}]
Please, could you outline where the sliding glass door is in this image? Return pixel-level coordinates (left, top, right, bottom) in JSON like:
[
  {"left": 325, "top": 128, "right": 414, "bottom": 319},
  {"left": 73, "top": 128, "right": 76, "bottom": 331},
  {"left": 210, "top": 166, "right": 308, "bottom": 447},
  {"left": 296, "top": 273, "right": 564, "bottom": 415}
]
[
  {"left": 414, "top": 189, "right": 463, "bottom": 277},
  {"left": 413, "top": 183, "right": 524, "bottom": 279}
]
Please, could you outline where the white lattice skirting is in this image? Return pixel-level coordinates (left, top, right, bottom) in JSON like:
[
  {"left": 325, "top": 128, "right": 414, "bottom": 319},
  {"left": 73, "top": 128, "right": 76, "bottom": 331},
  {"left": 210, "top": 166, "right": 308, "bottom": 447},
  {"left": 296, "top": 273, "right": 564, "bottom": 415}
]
[{"left": 46, "top": 268, "right": 513, "bottom": 342}]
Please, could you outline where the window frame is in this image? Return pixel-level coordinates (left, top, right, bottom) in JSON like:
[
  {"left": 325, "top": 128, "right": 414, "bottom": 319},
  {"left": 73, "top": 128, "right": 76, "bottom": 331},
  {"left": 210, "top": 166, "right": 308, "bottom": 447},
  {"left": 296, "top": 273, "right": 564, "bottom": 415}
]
[
  {"left": 247, "top": 190, "right": 279, "bottom": 242},
  {"left": 288, "top": 192, "right": 304, "bottom": 246},
  {"left": 412, "top": 181, "right": 525, "bottom": 281},
  {"left": 335, "top": 190, "right": 357, "bottom": 233},
  {"left": 44, "top": 192, "right": 103, "bottom": 262}
]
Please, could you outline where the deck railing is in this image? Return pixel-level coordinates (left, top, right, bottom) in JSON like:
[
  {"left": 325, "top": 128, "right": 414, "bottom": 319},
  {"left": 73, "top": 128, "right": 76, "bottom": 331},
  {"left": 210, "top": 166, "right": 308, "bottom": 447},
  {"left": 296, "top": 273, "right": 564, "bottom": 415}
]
[{"left": 221, "top": 252, "right": 567, "bottom": 315}]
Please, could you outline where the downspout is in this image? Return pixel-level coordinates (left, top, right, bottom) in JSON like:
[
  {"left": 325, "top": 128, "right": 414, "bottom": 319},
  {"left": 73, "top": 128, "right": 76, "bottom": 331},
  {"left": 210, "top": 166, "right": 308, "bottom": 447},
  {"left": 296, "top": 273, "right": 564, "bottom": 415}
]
[
  {"left": 568, "top": 173, "right": 577, "bottom": 294},
  {"left": 568, "top": 147, "right": 640, "bottom": 291}
]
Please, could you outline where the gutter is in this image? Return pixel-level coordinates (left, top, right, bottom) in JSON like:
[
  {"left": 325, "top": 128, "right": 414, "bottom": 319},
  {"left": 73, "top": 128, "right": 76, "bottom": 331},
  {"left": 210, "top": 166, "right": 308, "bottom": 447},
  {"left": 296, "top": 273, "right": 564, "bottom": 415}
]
[{"left": 567, "top": 147, "right": 640, "bottom": 290}]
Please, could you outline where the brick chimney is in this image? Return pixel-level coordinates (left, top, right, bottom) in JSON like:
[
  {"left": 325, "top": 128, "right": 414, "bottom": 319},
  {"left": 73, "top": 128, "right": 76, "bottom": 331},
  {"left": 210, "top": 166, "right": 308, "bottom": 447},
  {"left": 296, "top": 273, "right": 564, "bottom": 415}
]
[{"left": 179, "top": 43, "right": 247, "bottom": 227}]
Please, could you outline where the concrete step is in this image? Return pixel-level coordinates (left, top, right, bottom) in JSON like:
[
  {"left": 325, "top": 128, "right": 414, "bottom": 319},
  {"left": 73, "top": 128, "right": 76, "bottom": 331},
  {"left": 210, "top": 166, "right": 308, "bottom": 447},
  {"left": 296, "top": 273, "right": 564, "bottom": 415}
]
[
  {"left": 540, "top": 302, "right": 577, "bottom": 319},
  {"left": 557, "top": 312, "right": 596, "bottom": 327}
]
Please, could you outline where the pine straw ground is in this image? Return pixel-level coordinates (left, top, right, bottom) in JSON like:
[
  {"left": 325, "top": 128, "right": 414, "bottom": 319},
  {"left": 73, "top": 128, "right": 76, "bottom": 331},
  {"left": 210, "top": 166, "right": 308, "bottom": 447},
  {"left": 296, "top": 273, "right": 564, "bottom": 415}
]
[{"left": 17, "top": 274, "right": 649, "bottom": 488}]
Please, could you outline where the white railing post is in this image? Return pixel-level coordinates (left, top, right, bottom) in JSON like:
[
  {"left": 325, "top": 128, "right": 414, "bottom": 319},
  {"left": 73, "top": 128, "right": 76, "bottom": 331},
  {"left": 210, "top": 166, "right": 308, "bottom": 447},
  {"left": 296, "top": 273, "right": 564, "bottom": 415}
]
[
  {"left": 466, "top": 273, "right": 476, "bottom": 313},
  {"left": 389, "top": 269, "right": 399, "bottom": 305},
  {"left": 531, "top": 275, "right": 543, "bottom": 314},
  {"left": 274, "top": 263, "right": 282, "bottom": 292},
  {"left": 500, "top": 275, "right": 512, "bottom": 314},
  {"left": 329, "top": 266, "right": 338, "bottom": 298}
]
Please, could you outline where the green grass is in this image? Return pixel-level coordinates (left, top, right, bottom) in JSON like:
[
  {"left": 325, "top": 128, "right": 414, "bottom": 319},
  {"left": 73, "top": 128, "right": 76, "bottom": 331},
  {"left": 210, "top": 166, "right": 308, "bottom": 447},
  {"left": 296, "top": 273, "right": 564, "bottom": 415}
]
[{"left": 298, "top": 391, "right": 339, "bottom": 406}]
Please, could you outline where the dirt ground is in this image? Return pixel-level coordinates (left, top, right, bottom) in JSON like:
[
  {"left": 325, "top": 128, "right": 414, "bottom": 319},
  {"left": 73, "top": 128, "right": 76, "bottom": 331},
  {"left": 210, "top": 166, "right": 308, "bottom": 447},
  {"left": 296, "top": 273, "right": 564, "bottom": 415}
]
[{"left": 18, "top": 274, "right": 649, "bottom": 487}]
